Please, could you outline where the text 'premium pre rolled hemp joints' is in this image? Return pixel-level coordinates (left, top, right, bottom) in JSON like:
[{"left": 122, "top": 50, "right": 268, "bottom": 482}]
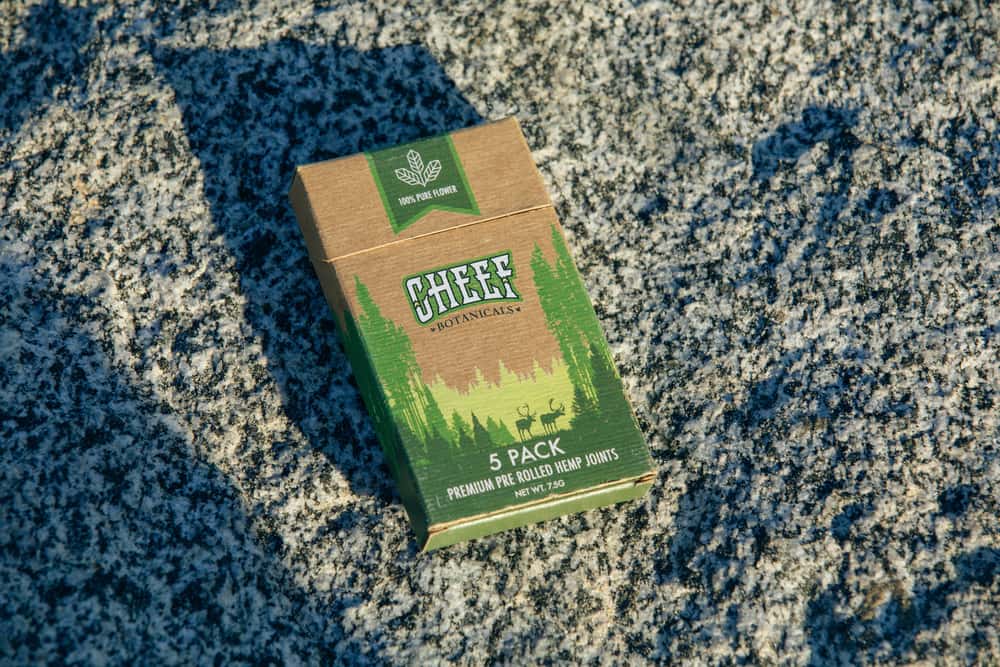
[{"left": 289, "top": 118, "right": 655, "bottom": 551}]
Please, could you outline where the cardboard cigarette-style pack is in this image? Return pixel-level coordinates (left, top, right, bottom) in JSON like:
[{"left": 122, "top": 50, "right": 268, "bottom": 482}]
[{"left": 289, "top": 118, "right": 654, "bottom": 551}]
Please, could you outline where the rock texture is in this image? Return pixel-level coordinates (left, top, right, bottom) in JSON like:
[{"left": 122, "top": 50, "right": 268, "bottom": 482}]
[{"left": 2, "top": 1, "right": 998, "bottom": 664}]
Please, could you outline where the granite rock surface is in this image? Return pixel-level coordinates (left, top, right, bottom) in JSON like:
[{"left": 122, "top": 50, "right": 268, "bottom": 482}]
[{"left": 2, "top": 1, "right": 998, "bottom": 664}]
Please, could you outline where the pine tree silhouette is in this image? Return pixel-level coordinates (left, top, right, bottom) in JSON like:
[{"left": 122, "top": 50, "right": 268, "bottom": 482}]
[
  {"left": 588, "top": 342, "right": 631, "bottom": 419},
  {"left": 496, "top": 419, "right": 516, "bottom": 444},
  {"left": 569, "top": 383, "right": 598, "bottom": 431},
  {"left": 531, "top": 244, "right": 595, "bottom": 400},
  {"left": 421, "top": 385, "right": 453, "bottom": 445},
  {"left": 424, "top": 428, "right": 452, "bottom": 454},
  {"left": 355, "top": 276, "right": 427, "bottom": 440},
  {"left": 451, "top": 411, "right": 474, "bottom": 449},
  {"left": 486, "top": 416, "right": 515, "bottom": 445},
  {"left": 471, "top": 412, "right": 493, "bottom": 449},
  {"left": 550, "top": 225, "right": 608, "bottom": 364}
]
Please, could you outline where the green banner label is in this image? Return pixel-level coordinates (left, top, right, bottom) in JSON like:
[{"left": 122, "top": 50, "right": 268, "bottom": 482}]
[{"left": 366, "top": 135, "right": 480, "bottom": 234}]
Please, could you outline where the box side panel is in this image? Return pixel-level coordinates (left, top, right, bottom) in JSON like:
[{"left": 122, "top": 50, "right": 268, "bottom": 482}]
[
  {"left": 310, "top": 260, "right": 431, "bottom": 538},
  {"left": 288, "top": 169, "right": 331, "bottom": 265},
  {"left": 422, "top": 479, "right": 653, "bottom": 551}
]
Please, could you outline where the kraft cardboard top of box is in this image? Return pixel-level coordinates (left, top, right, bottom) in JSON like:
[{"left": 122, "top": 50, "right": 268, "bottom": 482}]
[{"left": 289, "top": 118, "right": 551, "bottom": 262}]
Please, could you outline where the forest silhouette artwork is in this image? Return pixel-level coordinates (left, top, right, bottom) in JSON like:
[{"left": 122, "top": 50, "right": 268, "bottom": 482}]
[{"left": 338, "top": 225, "right": 639, "bottom": 482}]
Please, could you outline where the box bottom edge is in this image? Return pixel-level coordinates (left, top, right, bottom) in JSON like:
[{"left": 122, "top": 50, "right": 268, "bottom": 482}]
[{"left": 420, "top": 473, "right": 654, "bottom": 552}]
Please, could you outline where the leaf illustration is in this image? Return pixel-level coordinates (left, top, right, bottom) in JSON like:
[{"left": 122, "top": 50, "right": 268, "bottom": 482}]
[
  {"left": 422, "top": 159, "right": 441, "bottom": 184},
  {"left": 407, "top": 149, "right": 424, "bottom": 175},
  {"left": 394, "top": 167, "right": 421, "bottom": 186}
]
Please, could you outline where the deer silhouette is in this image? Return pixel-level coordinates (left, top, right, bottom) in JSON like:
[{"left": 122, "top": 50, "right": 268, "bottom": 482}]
[
  {"left": 539, "top": 398, "right": 566, "bottom": 434},
  {"left": 515, "top": 404, "right": 536, "bottom": 441}
]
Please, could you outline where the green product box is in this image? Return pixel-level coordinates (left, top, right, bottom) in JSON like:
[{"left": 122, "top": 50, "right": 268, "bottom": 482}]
[{"left": 289, "top": 118, "right": 655, "bottom": 551}]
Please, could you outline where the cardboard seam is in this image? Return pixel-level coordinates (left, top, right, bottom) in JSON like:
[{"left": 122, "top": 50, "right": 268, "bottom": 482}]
[{"left": 315, "top": 203, "right": 553, "bottom": 265}]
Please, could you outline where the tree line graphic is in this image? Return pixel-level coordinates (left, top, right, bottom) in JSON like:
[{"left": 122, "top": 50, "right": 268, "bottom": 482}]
[
  {"left": 341, "top": 277, "right": 521, "bottom": 464},
  {"left": 339, "top": 224, "right": 636, "bottom": 469},
  {"left": 530, "top": 225, "right": 634, "bottom": 438}
]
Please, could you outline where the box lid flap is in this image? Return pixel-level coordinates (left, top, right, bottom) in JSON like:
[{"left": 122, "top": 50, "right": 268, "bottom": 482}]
[{"left": 289, "top": 117, "right": 551, "bottom": 262}]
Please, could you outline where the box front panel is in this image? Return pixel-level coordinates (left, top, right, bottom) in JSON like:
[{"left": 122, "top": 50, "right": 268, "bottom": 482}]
[{"left": 334, "top": 208, "right": 653, "bottom": 527}]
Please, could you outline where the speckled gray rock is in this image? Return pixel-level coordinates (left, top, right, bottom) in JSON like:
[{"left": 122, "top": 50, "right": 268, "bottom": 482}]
[{"left": 2, "top": 1, "right": 998, "bottom": 664}]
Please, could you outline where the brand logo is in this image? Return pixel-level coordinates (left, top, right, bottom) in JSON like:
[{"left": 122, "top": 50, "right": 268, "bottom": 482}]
[
  {"left": 366, "top": 134, "right": 480, "bottom": 234},
  {"left": 403, "top": 251, "right": 520, "bottom": 325},
  {"left": 394, "top": 150, "right": 441, "bottom": 188}
]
